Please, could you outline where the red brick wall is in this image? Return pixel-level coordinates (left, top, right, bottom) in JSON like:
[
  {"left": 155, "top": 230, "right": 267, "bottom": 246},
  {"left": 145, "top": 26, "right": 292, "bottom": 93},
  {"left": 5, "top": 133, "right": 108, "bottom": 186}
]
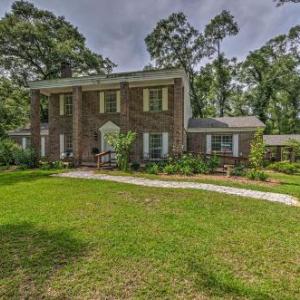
[{"left": 48, "top": 83, "right": 179, "bottom": 162}]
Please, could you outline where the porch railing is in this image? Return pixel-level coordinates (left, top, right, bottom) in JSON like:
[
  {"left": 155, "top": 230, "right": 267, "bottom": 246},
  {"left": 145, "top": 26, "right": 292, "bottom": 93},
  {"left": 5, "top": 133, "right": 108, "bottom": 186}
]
[{"left": 95, "top": 150, "right": 115, "bottom": 169}]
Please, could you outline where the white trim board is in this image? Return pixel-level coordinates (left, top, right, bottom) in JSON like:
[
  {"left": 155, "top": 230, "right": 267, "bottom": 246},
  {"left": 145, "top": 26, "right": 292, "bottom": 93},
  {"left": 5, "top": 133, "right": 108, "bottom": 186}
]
[{"left": 187, "top": 127, "right": 262, "bottom": 133}]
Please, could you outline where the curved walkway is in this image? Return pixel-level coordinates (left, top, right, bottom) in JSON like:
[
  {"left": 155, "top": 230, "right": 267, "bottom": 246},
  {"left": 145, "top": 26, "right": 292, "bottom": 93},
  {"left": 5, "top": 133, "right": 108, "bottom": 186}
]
[{"left": 56, "top": 171, "right": 298, "bottom": 206}]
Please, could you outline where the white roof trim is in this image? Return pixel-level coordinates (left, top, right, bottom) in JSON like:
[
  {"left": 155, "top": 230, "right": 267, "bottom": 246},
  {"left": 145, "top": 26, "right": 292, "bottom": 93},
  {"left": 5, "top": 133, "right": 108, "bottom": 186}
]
[
  {"left": 8, "top": 130, "right": 49, "bottom": 136},
  {"left": 187, "top": 127, "right": 263, "bottom": 133},
  {"left": 29, "top": 69, "right": 186, "bottom": 90}
]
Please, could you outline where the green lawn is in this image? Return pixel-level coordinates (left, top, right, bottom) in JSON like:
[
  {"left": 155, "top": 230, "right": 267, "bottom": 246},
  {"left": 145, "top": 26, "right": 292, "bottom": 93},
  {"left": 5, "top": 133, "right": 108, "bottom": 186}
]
[
  {"left": 1, "top": 170, "right": 300, "bottom": 299},
  {"left": 97, "top": 169, "right": 300, "bottom": 200}
]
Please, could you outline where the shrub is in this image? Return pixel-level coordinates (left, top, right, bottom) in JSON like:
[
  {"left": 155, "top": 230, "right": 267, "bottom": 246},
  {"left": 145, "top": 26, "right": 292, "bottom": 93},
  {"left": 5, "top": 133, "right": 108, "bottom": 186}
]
[
  {"left": 206, "top": 154, "right": 220, "bottom": 173},
  {"left": 179, "top": 165, "right": 193, "bottom": 176},
  {"left": 230, "top": 164, "right": 246, "bottom": 177},
  {"left": 267, "top": 161, "right": 298, "bottom": 174},
  {"left": 163, "top": 164, "right": 177, "bottom": 175},
  {"left": 0, "top": 138, "right": 20, "bottom": 166},
  {"left": 193, "top": 159, "right": 209, "bottom": 174},
  {"left": 130, "top": 161, "right": 140, "bottom": 171},
  {"left": 14, "top": 148, "right": 37, "bottom": 169},
  {"left": 249, "top": 128, "right": 265, "bottom": 170},
  {"left": 146, "top": 163, "right": 160, "bottom": 174},
  {"left": 246, "top": 169, "right": 268, "bottom": 181},
  {"left": 51, "top": 160, "right": 65, "bottom": 169},
  {"left": 105, "top": 131, "right": 137, "bottom": 171}
]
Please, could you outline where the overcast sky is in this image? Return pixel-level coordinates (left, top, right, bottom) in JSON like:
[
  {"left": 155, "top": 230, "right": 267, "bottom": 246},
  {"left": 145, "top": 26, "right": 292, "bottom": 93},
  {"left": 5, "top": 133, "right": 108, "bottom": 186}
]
[{"left": 1, "top": 0, "right": 299, "bottom": 72}]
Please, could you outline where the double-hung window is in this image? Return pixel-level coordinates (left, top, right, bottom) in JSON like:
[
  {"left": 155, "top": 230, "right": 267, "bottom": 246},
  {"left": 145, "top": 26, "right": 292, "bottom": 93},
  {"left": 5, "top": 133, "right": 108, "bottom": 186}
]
[
  {"left": 212, "top": 135, "right": 233, "bottom": 153},
  {"left": 105, "top": 91, "right": 117, "bottom": 113},
  {"left": 149, "top": 133, "right": 163, "bottom": 160},
  {"left": 149, "top": 88, "right": 162, "bottom": 112},
  {"left": 65, "top": 134, "right": 73, "bottom": 154},
  {"left": 65, "top": 95, "right": 73, "bottom": 116}
]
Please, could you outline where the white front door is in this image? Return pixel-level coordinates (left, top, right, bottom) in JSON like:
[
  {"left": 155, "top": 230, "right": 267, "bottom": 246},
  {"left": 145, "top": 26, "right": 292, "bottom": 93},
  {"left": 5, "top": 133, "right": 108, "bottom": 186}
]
[{"left": 99, "top": 121, "right": 120, "bottom": 162}]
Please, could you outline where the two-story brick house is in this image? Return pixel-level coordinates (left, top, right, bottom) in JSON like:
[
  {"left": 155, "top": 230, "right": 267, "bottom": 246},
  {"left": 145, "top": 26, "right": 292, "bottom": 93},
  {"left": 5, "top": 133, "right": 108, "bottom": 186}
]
[
  {"left": 28, "top": 69, "right": 191, "bottom": 166},
  {"left": 27, "top": 68, "right": 265, "bottom": 166}
]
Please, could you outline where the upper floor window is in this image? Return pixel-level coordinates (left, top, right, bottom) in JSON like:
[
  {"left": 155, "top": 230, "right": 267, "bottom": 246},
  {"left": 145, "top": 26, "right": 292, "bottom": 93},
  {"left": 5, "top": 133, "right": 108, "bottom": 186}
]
[
  {"left": 65, "top": 95, "right": 73, "bottom": 116},
  {"left": 149, "top": 88, "right": 162, "bottom": 112},
  {"left": 105, "top": 91, "right": 117, "bottom": 113},
  {"left": 212, "top": 135, "right": 233, "bottom": 153},
  {"left": 149, "top": 133, "right": 163, "bottom": 160}
]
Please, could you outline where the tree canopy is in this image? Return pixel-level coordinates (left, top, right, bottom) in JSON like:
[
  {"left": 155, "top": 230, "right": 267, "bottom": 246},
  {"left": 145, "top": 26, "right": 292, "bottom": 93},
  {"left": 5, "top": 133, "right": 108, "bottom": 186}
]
[
  {"left": 0, "top": 77, "right": 29, "bottom": 137},
  {"left": 0, "top": 1, "right": 116, "bottom": 85}
]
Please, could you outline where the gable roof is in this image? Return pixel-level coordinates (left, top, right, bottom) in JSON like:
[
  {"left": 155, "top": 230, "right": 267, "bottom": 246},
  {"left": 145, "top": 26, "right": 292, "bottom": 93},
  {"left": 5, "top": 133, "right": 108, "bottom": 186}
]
[
  {"left": 8, "top": 123, "right": 49, "bottom": 136},
  {"left": 263, "top": 135, "right": 300, "bottom": 146},
  {"left": 188, "top": 116, "right": 265, "bottom": 129}
]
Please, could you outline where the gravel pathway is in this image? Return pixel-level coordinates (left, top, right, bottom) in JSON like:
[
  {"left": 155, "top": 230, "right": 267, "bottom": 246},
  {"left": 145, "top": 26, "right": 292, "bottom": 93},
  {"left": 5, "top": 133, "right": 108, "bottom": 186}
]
[{"left": 56, "top": 171, "right": 298, "bottom": 206}]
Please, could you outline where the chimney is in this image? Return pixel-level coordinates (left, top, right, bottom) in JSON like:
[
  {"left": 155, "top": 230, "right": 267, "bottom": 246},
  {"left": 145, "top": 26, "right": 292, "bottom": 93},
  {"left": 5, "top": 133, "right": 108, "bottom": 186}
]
[{"left": 61, "top": 62, "right": 72, "bottom": 78}]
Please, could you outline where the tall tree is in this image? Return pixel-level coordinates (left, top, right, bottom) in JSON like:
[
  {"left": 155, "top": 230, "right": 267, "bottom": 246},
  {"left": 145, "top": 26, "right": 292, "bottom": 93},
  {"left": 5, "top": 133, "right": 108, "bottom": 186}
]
[
  {"left": 145, "top": 12, "right": 213, "bottom": 117},
  {"left": 0, "top": 77, "right": 29, "bottom": 137},
  {"left": 0, "top": 1, "right": 116, "bottom": 86},
  {"left": 195, "top": 56, "right": 238, "bottom": 117},
  {"left": 204, "top": 10, "right": 239, "bottom": 117}
]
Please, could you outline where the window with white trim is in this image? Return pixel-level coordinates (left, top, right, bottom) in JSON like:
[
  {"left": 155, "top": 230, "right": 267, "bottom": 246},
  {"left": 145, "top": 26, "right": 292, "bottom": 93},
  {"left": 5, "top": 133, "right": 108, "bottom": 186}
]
[
  {"left": 212, "top": 135, "right": 233, "bottom": 153},
  {"left": 149, "top": 88, "right": 162, "bottom": 112},
  {"left": 149, "top": 133, "right": 162, "bottom": 159},
  {"left": 105, "top": 91, "right": 117, "bottom": 113},
  {"left": 65, "top": 134, "right": 73, "bottom": 153},
  {"left": 65, "top": 95, "right": 73, "bottom": 116}
]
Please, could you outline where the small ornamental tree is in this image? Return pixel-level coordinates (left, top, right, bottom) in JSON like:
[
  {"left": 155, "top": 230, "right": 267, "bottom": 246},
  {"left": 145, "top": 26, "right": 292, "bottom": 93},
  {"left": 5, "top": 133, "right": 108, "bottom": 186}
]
[
  {"left": 249, "top": 128, "right": 266, "bottom": 170},
  {"left": 105, "top": 131, "right": 137, "bottom": 171}
]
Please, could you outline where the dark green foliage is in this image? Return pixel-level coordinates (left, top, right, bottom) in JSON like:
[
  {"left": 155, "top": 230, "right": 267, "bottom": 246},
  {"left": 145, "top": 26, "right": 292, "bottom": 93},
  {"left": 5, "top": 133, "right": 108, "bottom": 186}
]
[
  {"left": 145, "top": 163, "right": 160, "bottom": 175},
  {"left": 13, "top": 148, "right": 37, "bottom": 169},
  {"left": 0, "top": 1, "right": 115, "bottom": 85},
  {"left": 0, "top": 77, "right": 29, "bottom": 137},
  {"left": 268, "top": 161, "right": 299, "bottom": 174},
  {"left": 246, "top": 169, "right": 269, "bottom": 181},
  {"left": 230, "top": 164, "right": 246, "bottom": 177},
  {"left": 0, "top": 138, "right": 20, "bottom": 166},
  {"left": 130, "top": 161, "right": 140, "bottom": 171}
]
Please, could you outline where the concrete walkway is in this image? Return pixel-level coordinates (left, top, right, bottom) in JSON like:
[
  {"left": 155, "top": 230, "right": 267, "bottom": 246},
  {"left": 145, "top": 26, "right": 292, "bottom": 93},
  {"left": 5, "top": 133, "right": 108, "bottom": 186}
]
[{"left": 56, "top": 171, "right": 299, "bottom": 206}]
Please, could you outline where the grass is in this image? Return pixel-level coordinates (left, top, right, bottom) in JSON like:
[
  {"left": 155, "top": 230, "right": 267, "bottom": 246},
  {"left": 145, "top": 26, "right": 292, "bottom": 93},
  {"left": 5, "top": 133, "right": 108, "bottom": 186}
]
[
  {"left": 0, "top": 169, "right": 300, "bottom": 299},
  {"left": 97, "top": 169, "right": 300, "bottom": 200}
]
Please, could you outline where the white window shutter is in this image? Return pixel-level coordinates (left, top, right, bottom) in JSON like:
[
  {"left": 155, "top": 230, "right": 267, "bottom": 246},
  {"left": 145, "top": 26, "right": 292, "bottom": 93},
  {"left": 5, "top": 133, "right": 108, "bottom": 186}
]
[
  {"left": 206, "top": 134, "right": 212, "bottom": 154},
  {"left": 162, "top": 87, "right": 168, "bottom": 111},
  {"left": 59, "top": 134, "right": 64, "bottom": 159},
  {"left": 22, "top": 137, "right": 27, "bottom": 150},
  {"left": 162, "top": 132, "right": 169, "bottom": 157},
  {"left": 59, "top": 95, "right": 64, "bottom": 115},
  {"left": 143, "top": 89, "right": 149, "bottom": 112},
  {"left": 116, "top": 90, "right": 121, "bottom": 113},
  {"left": 233, "top": 134, "right": 239, "bottom": 157},
  {"left": 143, "top": 133, "right": 149, "bottom": 159},
  {"left": 41, "top": 136, "right": 45, "bottom": 157},
  {"left": 99, "top": 92, "right": 105, "bottom": 113}
]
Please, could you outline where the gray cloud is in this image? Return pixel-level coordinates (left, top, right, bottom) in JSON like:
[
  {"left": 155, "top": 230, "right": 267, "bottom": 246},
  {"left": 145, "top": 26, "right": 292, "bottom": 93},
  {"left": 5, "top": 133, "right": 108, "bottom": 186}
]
[{"left": 0, "top": 0, "right": 299, "bottom": 71}]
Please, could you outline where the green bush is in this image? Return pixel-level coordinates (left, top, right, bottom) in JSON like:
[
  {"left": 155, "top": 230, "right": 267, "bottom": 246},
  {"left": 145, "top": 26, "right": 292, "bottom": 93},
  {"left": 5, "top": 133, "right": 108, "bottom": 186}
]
[
  {"left": 0, "top": 138, "right": 20, "bottom": 166},
  {"left": 178, "top": 165, "right": 193, "bottom": 176},
  {"left": 14, "top": 148, "right": 37, "bottom": 169},
  {"left": 267, "top": 161, "right": 298, "bottom": 174},
  {"left": 230, "top": 164, "right": 246, "bottom": 177},
  {"left": 163, "top": 164, "right": 177, "bottom": 175},
  {"left": 130, "top": 161, "right": 140, "bottom": 171},
  {"left": 146, "top": 163, "right": 160, "bottom": 175},
  {"left": 207, "top": 154, "right": 220, "bottom": 173},
  {"left": 193, "top": 159, "right": 209, "bottom": 174},
  {"left": 246, "top": 169, "right": 268, "bottom": 181},
  {"left": 39, "top": 160, "right": 67, "bottom": 170}
]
